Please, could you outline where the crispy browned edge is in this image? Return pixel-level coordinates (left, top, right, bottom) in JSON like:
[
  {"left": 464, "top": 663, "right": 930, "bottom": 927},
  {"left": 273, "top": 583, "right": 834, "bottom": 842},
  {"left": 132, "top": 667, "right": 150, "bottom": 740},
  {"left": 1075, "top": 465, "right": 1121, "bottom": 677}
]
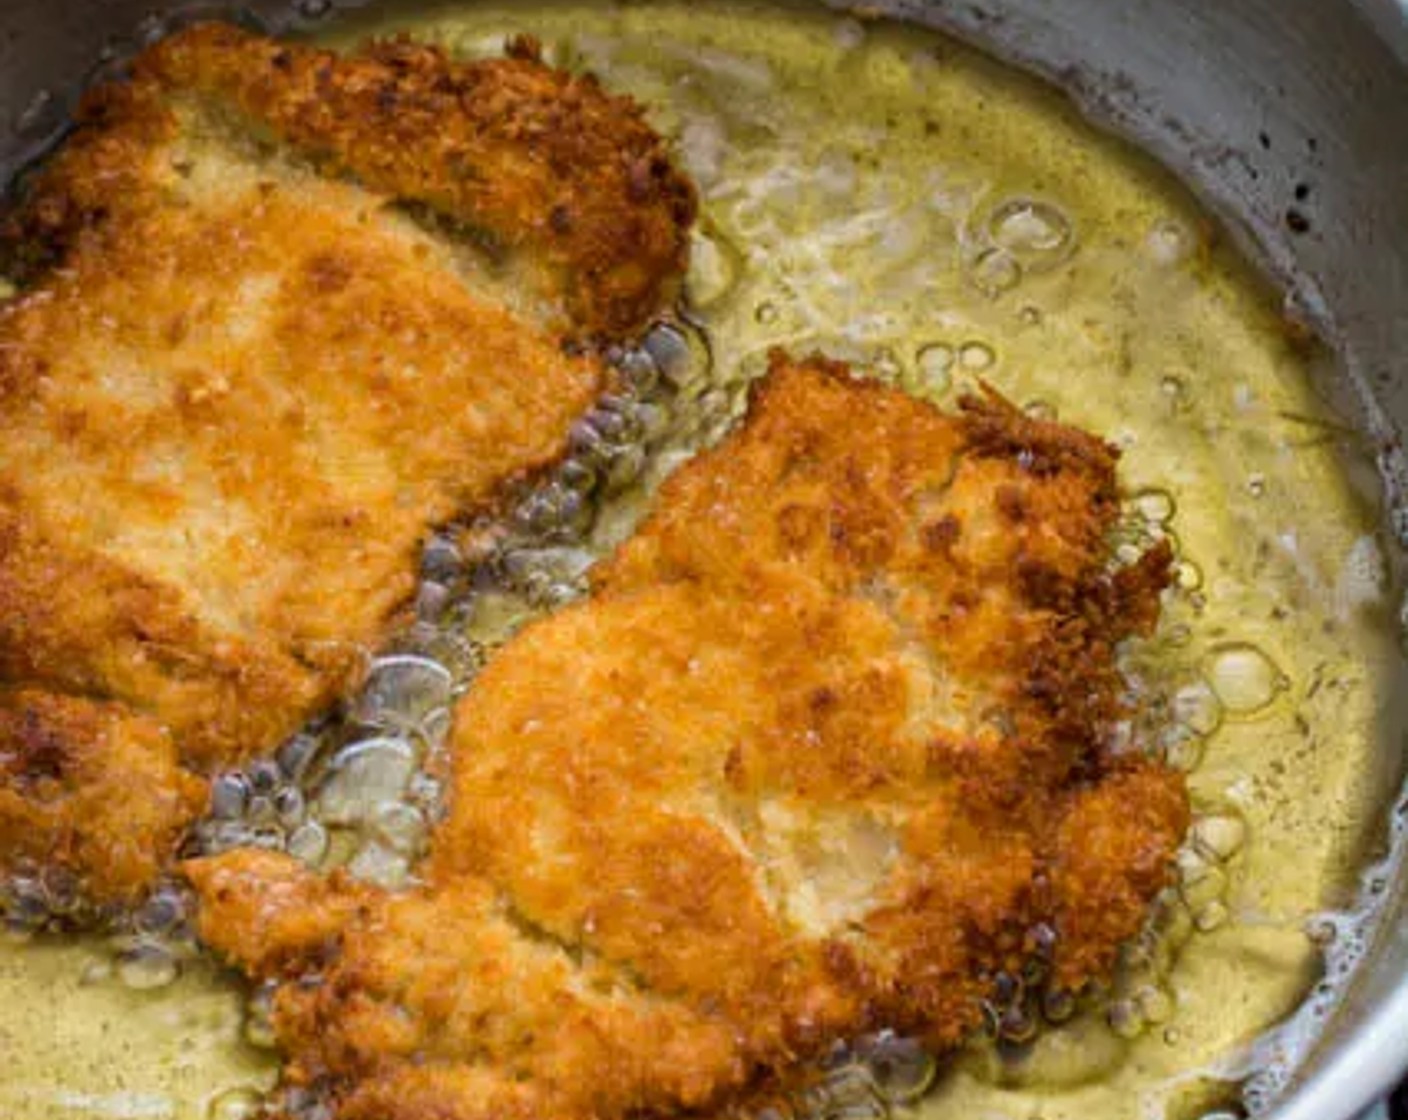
[{"left": 3, "top": 22, "right": 697, "bottom": 340}]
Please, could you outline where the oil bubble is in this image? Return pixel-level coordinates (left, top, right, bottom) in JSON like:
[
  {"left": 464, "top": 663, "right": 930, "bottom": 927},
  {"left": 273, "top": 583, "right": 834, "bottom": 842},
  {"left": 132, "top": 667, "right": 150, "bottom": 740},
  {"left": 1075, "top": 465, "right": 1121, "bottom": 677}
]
[
  {"left": 515, "top": 480, "right": 590, "bottom": 537},
  {"left": 1205, "top": 643, "right": 1287, "bottom": 715},
  {"left": 277, "top": 733, "right": 324, "bottom": 783},
  {"left": 755, "top": 301, "right": 779, "bottom": 325},
  {"left": 246, "top": 795, "right": 276, "bottom": 827},
  {"left": 401, "top": 780, "right": 441, "bottom": 827},
  {"left": 355, "top": 655, "right": 453, "bottom": 731},
  {"left": 959, "top": 341, "right": 996, "bottom": 371},
  {"left": 1107, "top": 998, "right": 1145, "bottom": 1040},
  {"left": 321, "top": 827, "right": 361, "bottom": 870},
  {"left": 968, "top": 247, "right": 1022, "bottom": 296},
  {"left": 208, "top": 1087, "right": 265, "bottom": 1120},
  {"left": 244, "top": 984, "right": 277, "bottom": 1049},
  {"left": 1134, "top": 984, "right": 1174, "bottom": 1025},
  {"left": 1172, "top": 681, "right": 1223, "bottom": 737},
  {"left": 853, "top": 1032, "right": 936, "bottom": 1103},
  {"left": 249, "top": 760, "right": 280, "bottom": 796},
  {"left": 687, "top": 227, "right": 741, "bottom": 309},
  {"left": 133, "top": 889, "right": 185, "bottom": 937},
  {"left": 1191, "top": 813, "right": 1248, "bottom": 862},
  {"left": 635, "top": 401, "right": 670, "bottom": 443},
  {"left": 346, "top": 841, "right": 409, "bottom": 888},
  {"left": 606, "top": 444, "right": 648, "bottom": 493},
  {"left": 416, "top": 579, "right": 451, "bottom": 620},
  {"left": 79, "top": 956, "right": 113, "bottom": 986},
  {"left": 249, "top": 824, "right": 285, "bottom": 851},
  {"left": 1131, "top": 488, "right": 1176, "bottom": 525},
  {"left": 642, "top": 324, "right": 696, "bottom": 386},
  {"left": 988, "top": 198, "right": 1074, "bottom": 265},
  {"left": 1024, "top": 400, "right": 1057, "bottom": 421},
  {"left": 274, "top": 786, "right": 306, "bottom": 827},
  {"left": 1175, "top": 558, "right": 1205, "bottom": 592},
  {"left": 316, "top": 738, "right": 417, "bottom": 826},
  {"left": 559, "top": 459, "right": 599, "bottom": 496},
  {"left": 1194, "top": 900, "right": 1230, "bottom": 932},
  {"left": 420, "top": 708, "right": 454, "bottom": 753},
  {"left": 287, "top": 821, "right": 330, "bottom": 865},
  {"left": 404, "top": 626, "right": 482, "bottom": 682},
  {"left": 1160, "top": 725, "right": 1205, "bottom": 773},
  {"left": 798, "top": 1064, "right": 887, "bottom": 1120},
  {"left": 1145, "top": 219, "right": 1191, "bottom": 265},
  {"left": 194, "top": 820, "right": 254, "bottom": 857},
  {"left": 374, "top": 803, "right": 428, "bottom": 856},
  {"left": 870, "top": 347, "right": 905, "bottom": 384},
  {"left": 913, "top": 343, "right": 954, "bottom": 396},
  {"left": 41, "top": 866, "right": 81, "bottom": 917},
  {"left": 999, "top": 1004, "right": 1040, "bottom": 1045},
  {"left": 1178, "top": 858, "right": 1228, "bottom": 914},
  {"left": 209, "top": 773, "right": 250, "bottom": 820},
  {"left": 117, "top": 942, "right": 179, "bottom": 990},
  {"left": 1042, "top": 989, "right": 1076, "bottom": 1024}
]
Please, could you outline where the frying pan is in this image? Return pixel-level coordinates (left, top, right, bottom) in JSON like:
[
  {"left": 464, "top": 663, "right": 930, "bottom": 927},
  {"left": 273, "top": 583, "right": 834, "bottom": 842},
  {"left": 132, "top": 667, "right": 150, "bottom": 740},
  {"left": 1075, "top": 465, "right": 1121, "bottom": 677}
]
[{"left": 1, "top": 1, "right": 1406, "bottom": 1118}]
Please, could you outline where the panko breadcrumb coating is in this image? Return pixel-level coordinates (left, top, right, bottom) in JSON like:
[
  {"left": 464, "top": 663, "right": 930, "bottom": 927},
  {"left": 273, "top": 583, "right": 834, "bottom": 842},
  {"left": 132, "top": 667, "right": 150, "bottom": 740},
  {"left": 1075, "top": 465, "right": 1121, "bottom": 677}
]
[{"left": 0, "top": 22, "right": 693, "bottom": 903}]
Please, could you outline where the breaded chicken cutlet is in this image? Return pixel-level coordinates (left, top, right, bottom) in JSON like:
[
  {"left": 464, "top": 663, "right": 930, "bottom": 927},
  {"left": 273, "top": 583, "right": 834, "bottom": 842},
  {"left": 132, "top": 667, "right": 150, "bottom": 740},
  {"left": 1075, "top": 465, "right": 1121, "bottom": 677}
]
[
  {"left": 0, "top": 23, "right": 695, "bottom": 905},
  {"left": 187, "top": 353, "right": 1188, "bottom": 1120}
]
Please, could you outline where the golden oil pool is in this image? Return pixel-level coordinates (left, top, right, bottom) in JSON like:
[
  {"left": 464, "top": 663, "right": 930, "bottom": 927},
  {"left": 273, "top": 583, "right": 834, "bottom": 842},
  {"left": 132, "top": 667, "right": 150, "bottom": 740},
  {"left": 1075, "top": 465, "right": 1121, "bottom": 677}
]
[{"left": 0, "top": 3, "right": 1400, "bottom": 1118}]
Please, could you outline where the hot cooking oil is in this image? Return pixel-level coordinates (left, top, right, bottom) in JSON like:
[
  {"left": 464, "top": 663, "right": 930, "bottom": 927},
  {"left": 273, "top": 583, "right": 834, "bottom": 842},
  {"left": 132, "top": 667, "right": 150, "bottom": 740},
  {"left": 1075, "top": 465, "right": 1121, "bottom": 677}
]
[{"left": 0, "top": 2, "right": 1401, "bottom": 1118}]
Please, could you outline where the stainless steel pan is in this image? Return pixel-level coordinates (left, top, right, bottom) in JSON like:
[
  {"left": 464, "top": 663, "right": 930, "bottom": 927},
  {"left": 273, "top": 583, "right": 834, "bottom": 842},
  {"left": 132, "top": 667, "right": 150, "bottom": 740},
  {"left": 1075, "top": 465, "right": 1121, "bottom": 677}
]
[{"left": 2, "top": 1, "right": 1405, "bottom": 1118}]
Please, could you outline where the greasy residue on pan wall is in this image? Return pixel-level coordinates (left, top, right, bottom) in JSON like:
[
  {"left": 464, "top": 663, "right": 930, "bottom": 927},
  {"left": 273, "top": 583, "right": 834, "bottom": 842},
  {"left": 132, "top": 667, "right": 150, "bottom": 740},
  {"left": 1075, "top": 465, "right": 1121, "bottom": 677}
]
[{"left": 0, "top": 2, "right": 1402, "bottom": 1119}]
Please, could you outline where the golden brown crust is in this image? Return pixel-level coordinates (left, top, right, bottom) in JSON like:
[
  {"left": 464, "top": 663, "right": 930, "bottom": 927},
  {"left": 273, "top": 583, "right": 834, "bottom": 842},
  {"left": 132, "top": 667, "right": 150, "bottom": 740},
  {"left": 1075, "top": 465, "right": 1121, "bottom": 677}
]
[
  {"left": 335, "top": 1067, "right": 546, "bottom": 1120},
  {"left": 183, "top": 850, "right": 377, "bottom": 976},
  {"left": 0, "top": 499, "right": 333, "bottom": 773},
  {"left": 5, "top": 24, "right": 695, "bottom": 339},
  {"left": 1047, "top": 761, "right": 1191, "bottom": 989},
  {"left": 0, "top": 185, "right": 603, "bottom": 769},
  {"left": 0, "top": 22, "right": 662, "bottom": 902},
  {"left": 140, "top": 22, "right": 696, "bottom": 338},
  {"left": 280, "top": 879, "right": 746, "bottom": 1116},
  {"left": 0, "top": 79, "right": 175, "bottom": 284},
  {"left": 189, "top": 354, "right": 1187, "bottom": 1120},
  {"left": 594, "top": 351, "right": 1151, "bottom": 779},
  {"left": 0, "top": 690, "right": 204, "bottom": 904}
]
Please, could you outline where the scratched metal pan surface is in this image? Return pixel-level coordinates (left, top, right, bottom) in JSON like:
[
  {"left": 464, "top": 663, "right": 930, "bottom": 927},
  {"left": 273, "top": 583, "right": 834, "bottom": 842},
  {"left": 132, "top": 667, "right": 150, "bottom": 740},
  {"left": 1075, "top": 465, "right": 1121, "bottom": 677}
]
[{"left": 0, "top": 1, "right": 1406, "bottom": 1119}]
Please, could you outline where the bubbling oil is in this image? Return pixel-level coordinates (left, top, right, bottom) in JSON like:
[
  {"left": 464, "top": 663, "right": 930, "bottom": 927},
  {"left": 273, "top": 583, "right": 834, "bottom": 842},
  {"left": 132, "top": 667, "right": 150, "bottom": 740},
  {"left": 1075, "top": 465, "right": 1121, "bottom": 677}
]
[{"left": 0, "top": 2, "right": 1401, "bottom": 1118}]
